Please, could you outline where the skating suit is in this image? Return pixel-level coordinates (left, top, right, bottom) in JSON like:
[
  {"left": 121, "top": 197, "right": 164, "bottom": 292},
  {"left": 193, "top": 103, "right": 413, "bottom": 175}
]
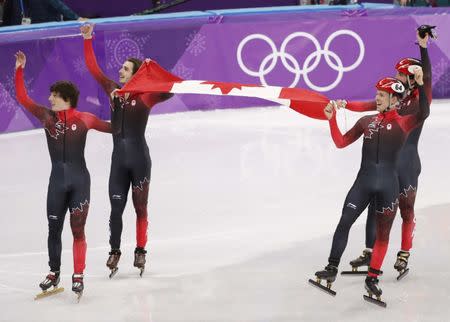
[
  {"left": 15, "top": 67, "right": 112, "bottom": 273},
  {"left": 84, "top": 38, "right": 171, "bottom": 250},
  {"left": 346, "top": 47, "right": 432, "bottom": 252},
  {"left": 327, "top": 85, "right": 429, "bottom": 276}
]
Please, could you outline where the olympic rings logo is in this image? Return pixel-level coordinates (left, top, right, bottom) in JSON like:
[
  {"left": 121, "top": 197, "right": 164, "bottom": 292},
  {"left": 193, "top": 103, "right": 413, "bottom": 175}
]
[{"left": 236, "top": 30, "right": 365, "bottom": 92}]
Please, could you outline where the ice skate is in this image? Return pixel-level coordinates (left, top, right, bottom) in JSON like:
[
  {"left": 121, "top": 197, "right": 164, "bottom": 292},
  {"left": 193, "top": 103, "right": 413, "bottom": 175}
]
[
  {"left": 394, "top": 250, "right": 410, "bottom": 281},
  {"left": 363, "top": 276, "right": 386, "bottom": 307},
  {"left": 134, "top": 247, "right": 147, "bottom": 277},
  {"left": 35, "top": 271, "right": 64, "bottom": 300},
  {"left": 308, "top": 264, "right": 338, "bottom": 296},
  {"left": 341, "top": 249, "right": 371, "bottom": 275},
  {"left": 106, "top": 249, "right": 121, "bottom": 278},
  {"left": 72, "top": 273, "right": 84, "bottom": 302}
]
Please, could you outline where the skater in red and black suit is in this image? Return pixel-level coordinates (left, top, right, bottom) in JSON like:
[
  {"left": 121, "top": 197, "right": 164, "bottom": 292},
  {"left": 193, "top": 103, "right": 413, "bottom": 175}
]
[
  {"left": 311, "top": 69, "right": 429, "bottom": 302},
  {"left": 14, "top": 51, "right": 113, "bottom": 298},
  {"left": 339, "top": 27, "right": 433, "bottom": 277},
  {"left": 80, "top": 24, "right": 173, "bottom": 277}
]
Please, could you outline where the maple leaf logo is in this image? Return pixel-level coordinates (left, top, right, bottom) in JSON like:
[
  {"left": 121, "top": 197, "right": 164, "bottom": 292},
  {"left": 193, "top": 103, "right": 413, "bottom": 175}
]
[
  {"left": 364, "top": 117, "right": 384, "bottom": 140},
  {"left": 200, "top": 81, "right": 260, "bottom": 95},
  {"left": 45, "top": 119, "right": 68, "bottom": 140}
]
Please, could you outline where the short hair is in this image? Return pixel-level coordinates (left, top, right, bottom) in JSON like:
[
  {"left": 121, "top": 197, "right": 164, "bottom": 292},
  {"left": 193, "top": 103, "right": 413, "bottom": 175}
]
[
  {"left": 126, "top": 57, "right": 143, "bottom": 75},
  {"left": 49, "top": 81, "right": 80, "bottom": 107}
]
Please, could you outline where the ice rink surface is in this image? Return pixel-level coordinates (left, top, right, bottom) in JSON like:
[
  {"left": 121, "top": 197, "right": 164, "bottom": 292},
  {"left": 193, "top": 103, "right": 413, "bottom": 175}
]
[{"left": 0, "top": 101, "right": 449, "bottom": 322}]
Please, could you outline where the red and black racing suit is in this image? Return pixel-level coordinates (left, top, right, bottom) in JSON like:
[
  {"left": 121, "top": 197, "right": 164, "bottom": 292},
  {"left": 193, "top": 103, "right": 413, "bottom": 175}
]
[
  {"left": 346, "top": 46, "right": 432, "bottom": 252},
  {"left": 15, "top": 67, "right": 112, "bottom": 274},
  {"left": 327, "top": 84, "right": 429, "bottom": 277},
  {"left": 84, "top": 38, "right": 172, "bottom": 251}
]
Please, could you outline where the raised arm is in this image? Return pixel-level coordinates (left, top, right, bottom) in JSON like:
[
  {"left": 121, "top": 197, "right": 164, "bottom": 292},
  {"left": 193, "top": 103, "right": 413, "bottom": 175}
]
[
  {"left": 400, "top": 69, "right": 430, "bottom": 133},
  {"left": 325, "top": 101, "right": 365, "bottom": 149},
  {"left": 417, "top": 31, "right": 432, "bottom": 103},
  {"left": 81, "top": 24, "right": 118, "bottom": 95},
  {"left": 14, "top": 52, "right": 50, "bottom": 123}
]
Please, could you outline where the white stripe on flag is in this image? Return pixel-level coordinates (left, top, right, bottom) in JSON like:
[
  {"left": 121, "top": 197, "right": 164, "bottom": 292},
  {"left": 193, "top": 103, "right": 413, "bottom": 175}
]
[{"left": 171, "top": 81, "right": 290, "bottom": 106}]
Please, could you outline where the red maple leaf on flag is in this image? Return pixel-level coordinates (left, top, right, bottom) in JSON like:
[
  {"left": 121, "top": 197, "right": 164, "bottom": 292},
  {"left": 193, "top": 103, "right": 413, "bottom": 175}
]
[{"left": 201, "top": 81, "right": 260, "bottom": 95}]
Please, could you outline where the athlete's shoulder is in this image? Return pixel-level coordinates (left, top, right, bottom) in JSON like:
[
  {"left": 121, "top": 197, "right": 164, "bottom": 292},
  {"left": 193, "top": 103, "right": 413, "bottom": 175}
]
[
  {"left": 359, "top": 114, "right": 377, "bottom": 124},
  {"left": 76, "top": 111, "right": 101, "bottom": 125}
]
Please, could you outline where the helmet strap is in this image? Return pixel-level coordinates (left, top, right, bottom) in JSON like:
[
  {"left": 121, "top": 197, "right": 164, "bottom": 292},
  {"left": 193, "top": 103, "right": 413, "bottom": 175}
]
[
  {"left": 387, "top": 93, "right": 400, "bottom": 111},
  {"left": 407, "top": 75, "right": 417, "bottom": 91},
  {"left": 387, "top": 93, "right": 392, "bottom": 111}
]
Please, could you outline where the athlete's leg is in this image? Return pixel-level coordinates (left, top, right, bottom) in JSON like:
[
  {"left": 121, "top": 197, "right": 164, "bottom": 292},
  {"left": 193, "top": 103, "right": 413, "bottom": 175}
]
[
  {"left": 69, "top": 171, "right": 90, "bottom": 274},
  {"left": 108, "top": 155, "right": 131, "bottom": 250},
  {"left": 398, "top": 167, "right": 419, "bottom": 252},
  {"left": 46, "top": 173, "right": 69, "bottom": 272},
  {"left": 365, "top": 199, "right": 377, "bottom": 249},
  {"left": 328, "top": 175, "right": 373, "bottom": 267},
  {"left": 130, "top": 148, "right": 151, "bottom": 249},
  {"left": 368, "top": 179, "right": 400, "bottom": 277}
]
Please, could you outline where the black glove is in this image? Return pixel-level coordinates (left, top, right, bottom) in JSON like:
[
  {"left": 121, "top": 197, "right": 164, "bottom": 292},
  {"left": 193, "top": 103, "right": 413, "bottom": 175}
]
[{"left": 417, "top": 25, "right": 437, "bottom": 39}]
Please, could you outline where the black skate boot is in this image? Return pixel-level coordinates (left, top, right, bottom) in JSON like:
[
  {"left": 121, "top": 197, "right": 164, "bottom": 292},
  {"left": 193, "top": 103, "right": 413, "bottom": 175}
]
[
  {"left": 341, "top": 249, "right": 371, "bottom": 275},
  {"left": 134, "top": 247, "right": 147, "bottom": 277},
  {"left": 106, "top": 249, "right": 121, "bottom": 278},
  {"left": 394, "top": 250, "right": 410, "bottom": 280},
  {"left": 35, "top": 271, "right": 64, "bottom": 300},
  {"left": 363, "top": 275, "right": 386, "bottom": 307},
  {"left": 72, "top": 274, "right": 84, "bottom": 301},
  {"left": 308, "top": 264, "right": 338, "bottom": 296}
]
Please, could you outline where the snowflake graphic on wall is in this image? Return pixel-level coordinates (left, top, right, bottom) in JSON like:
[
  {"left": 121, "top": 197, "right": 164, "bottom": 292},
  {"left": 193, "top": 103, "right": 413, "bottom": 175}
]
[
  {"left": 73, "top": 57, "right": 88, "bottom": 76},
  {"left": 3, "top": 75, "right": 34, "bottom": 108},
  {"left": 105, "top": 33, "right": 151, "bottom": 71},
  {"left": 186, "top": 32, "right": 207, "bottom": 57},
  {"left": 171, "top": 62, "right": 194, "bottom": 80},
  {"left": 0, "top": 84, "right": 19, "bottom": 114},
  {"left": 433, "top": 58, "right": 450, "bottom": 97}
]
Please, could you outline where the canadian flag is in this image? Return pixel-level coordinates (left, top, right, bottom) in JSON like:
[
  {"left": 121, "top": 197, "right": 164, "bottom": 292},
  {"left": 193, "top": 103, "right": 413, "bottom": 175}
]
[{"left": 119, "top": 59, "right": 330, "bottom": 120}]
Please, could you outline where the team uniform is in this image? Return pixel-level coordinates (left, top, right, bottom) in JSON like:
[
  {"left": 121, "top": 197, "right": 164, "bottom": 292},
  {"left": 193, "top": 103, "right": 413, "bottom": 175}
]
[
  {"left": 84, "top": 38, "right": 172, "bottom": 276},
  {"left": 15, "top": 67, "right": 112, "bottom": 297}
]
